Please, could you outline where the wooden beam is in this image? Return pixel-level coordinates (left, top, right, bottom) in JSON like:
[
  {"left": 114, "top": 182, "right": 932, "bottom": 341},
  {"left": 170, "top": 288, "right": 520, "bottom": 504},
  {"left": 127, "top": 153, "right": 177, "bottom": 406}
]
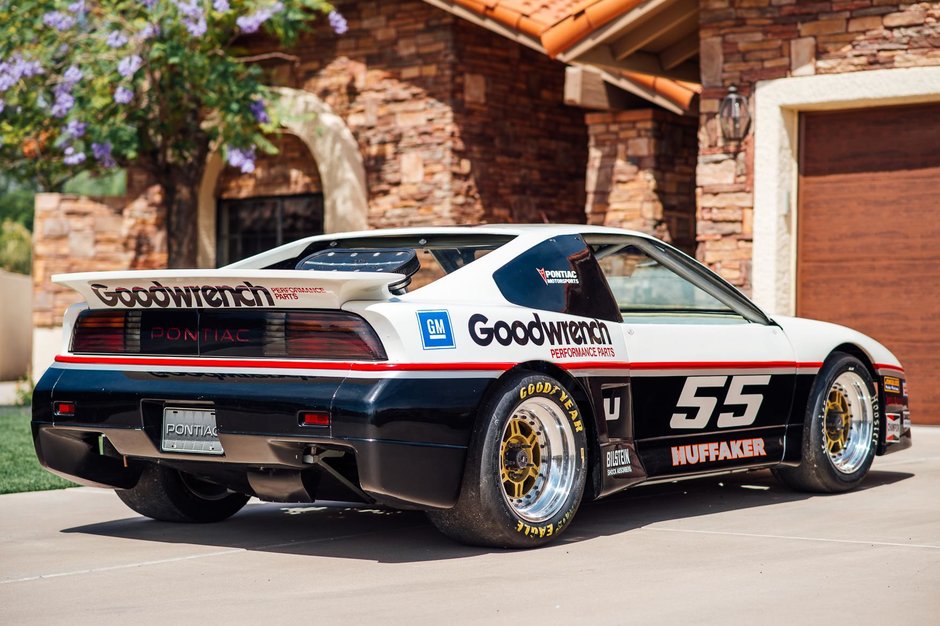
[
  {"left": 575, "top": 45, "right": 700, "bottom": 83},
  {"left": 610, "top": 0, "right": 699, "bottom": 61},
  {"left": 564, "top": 65, "right": 643, "bottom": 110},
  {"left": 660, "top": 33, "right": 699, "bottom": 70},
  {"left": 592, "top": 68, "right": 686, "bottom": 115},
  {"left": 557, "top": 0, "right": 676, "bottom": 62}
]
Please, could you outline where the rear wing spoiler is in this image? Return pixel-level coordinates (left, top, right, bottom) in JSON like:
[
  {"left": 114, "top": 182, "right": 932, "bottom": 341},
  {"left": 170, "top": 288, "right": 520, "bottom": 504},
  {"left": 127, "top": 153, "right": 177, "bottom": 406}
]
[{"left": 53, "top": 269, "right": 404, "bottom": 310}]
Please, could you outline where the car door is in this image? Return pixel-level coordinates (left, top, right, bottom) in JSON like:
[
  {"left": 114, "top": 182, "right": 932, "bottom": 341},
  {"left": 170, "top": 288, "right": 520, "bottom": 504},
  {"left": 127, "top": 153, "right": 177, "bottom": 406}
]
[{"left": 588, "top": 236, "right": 797, "bottom": 478}]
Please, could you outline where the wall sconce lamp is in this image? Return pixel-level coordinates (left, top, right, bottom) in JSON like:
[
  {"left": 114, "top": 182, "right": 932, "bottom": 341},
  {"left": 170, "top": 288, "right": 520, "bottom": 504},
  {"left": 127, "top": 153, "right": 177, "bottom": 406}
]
[{"left": 719, "top": 85, "right": 751, "bottom": 141}]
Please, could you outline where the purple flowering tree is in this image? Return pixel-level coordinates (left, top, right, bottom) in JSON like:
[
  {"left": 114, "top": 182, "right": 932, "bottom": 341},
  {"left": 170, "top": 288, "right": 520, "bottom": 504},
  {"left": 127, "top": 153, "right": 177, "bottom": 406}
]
[{"left": 0, "top": 0, "right": 348, "bottom": 267}]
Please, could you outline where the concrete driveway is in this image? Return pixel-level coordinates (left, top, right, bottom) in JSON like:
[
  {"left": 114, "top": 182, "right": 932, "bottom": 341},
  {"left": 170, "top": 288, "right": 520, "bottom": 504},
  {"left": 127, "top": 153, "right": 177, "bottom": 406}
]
[{"left": 2, "top": 427, "right": 938, "bottom": 625}]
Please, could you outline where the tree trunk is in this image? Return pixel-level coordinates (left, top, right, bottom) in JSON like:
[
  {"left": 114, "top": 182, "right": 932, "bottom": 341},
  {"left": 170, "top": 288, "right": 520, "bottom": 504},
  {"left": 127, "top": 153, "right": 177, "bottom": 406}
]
[{"left": 163, "top": 169, "right": 201, "bottom": 269}]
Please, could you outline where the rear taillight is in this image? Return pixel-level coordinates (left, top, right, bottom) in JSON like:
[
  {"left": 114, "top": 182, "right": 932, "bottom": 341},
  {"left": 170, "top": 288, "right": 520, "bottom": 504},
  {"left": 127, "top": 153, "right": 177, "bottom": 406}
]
[
  {"left": 71, "top": 310, "right": 129, "bottom": 353},
  {"left": 286, "top": 312, "right": 386, "bottom": 361},
  {"left": 70, "top": 309, "right": 386, "bottom": 361}
]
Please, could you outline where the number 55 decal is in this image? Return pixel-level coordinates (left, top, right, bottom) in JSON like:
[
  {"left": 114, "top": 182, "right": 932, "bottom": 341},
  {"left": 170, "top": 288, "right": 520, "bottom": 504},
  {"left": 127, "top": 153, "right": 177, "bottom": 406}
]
[{"left": 669, "top": 375, "right": 771, "bottom": 430}]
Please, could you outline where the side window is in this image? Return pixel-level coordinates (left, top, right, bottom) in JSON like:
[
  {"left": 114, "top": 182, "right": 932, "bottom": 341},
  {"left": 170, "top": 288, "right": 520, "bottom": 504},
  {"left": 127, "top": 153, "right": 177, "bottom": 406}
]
[
  {"left": 597, "top": 244, "right": 735, "bottom": 315},
  {"left": 493, "top": 235, "right": 621, "bottom": 322}
]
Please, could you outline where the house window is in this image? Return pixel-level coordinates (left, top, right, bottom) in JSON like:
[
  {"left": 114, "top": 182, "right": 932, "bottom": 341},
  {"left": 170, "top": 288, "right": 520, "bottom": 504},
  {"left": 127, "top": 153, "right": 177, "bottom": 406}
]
[{"left": 216, "top": 194, "right": 324, "bottom": 266}]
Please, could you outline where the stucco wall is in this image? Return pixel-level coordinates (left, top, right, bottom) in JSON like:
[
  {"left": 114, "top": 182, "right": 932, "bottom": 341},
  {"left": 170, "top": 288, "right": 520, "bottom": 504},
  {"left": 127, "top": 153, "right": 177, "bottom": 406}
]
[{"left": 0, "top": 270, "right": 32, "bottom": 380}]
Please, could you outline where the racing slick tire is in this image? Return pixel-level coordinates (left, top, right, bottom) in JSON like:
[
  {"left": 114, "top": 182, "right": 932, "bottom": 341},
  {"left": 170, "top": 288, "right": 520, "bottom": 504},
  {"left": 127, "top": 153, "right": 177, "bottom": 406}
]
[
  {"left": 428, "top": 372, "right": 588, "bottom": 549},
  {"left": 116, "top": 464, "right": 250, "bottom": 523},
  {"left": 773, "top": 353, "right": 878, "bottom": 493}
]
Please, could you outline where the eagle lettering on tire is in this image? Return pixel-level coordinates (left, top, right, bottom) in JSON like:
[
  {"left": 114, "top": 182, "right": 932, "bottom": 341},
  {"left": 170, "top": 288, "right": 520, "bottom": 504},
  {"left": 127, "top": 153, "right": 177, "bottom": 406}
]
[{"left": 427, "top": 373, "right": 589, "bottom": 548}]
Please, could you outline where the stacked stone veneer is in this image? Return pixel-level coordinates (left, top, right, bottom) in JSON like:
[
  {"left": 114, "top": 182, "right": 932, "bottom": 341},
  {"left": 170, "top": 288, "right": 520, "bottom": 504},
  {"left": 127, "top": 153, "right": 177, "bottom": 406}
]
[
  {"left": 584, "top": 109, "right": 698, "bottom": 254},
  {"left": 698, "top": 0, "right": 940, "bottom": 291},
  {"left": 32, "top": 191, "right": 166, "bottom": 328},
  {"left": 257, "top": 0, "right": 587, "bottom": 226}
]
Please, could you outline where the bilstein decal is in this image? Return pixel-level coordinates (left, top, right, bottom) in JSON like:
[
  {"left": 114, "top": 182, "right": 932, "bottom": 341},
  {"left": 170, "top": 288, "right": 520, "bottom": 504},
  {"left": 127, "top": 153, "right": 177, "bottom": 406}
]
[
  {"left": 90, "top": 281, "right": 275, "bottom": 308},
  {"left": 606, "top": 448, "right": 632, "bottom": 477},
  {"left": 537, "top": 268, "right": 579, "bottom": 285},
  {"left": 469, "top": 313, "right": 612, "bottom": 351},
  {"left": 671, "top": 438, "right": 766, "bottom": 466}
]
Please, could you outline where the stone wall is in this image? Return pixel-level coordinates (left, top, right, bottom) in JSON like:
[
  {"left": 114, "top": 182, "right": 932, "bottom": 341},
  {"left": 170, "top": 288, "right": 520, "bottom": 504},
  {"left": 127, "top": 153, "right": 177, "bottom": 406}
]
[
  {"left": 250, "top": 0, "right": 461, "bottom": 227},
  {"left": 246, "top": 0, "right": 586, "bottom": 227},
  {"left": 585, "top": 109, "right": 698, "bottom": 254},
  {"left": 32, "top": 191, "right": 166, "bottom": 328},
  {"left": 451, "top": 20, "right": 588, "bottom": 224},
  {"left": 697, "top": 0, "right": 940, "bottom": 290}
]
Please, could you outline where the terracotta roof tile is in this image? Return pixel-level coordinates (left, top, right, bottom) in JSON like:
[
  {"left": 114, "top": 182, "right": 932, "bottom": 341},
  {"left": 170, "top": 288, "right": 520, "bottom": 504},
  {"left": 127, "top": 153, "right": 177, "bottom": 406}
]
[
  {"left": 446, "top": 0, "right": 700, "bottom": 112},
  {"left": 452, "top": 0, "right": 644, "bottom": 56}
]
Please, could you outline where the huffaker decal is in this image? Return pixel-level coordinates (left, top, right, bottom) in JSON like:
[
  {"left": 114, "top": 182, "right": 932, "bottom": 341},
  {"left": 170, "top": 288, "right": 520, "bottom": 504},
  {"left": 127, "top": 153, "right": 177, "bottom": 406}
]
[
  {"left": 883, "top": 376, "right": 901, "bottom": 394},
  {"left": 671, "top": 437, "right": 767, "bottom": 466},
  {"left": 605, "top": 447, "right": 632, "bottom": 477},
  {"left": 468, "top": 313, "right": 612, "bottom": 350},
  {"left": 417, "top": 310, "right": 456, "bottom": 350},
  {"left": 670, "top": 375, "right": 770, "bottom": 430},
  {"left": 90, "top": 281, "right": 275, "bottom": 308},
  {"left": 536, "top": 268, "right": 579, "bottom": 285}
]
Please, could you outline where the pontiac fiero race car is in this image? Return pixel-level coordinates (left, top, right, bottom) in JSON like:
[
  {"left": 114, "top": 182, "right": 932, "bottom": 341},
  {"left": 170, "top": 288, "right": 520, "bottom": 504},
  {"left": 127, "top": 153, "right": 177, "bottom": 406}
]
[{"left": 33, "top": 225, "right": 912, "bottom": 548}]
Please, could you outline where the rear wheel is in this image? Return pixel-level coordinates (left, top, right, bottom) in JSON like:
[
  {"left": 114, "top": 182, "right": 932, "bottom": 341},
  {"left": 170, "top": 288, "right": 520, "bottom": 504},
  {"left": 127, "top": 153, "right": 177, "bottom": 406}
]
[
  {"left": 774, "top": 354, "right": 878, "bottom": 492},
  {"left": 428, "top": 373, "right": 588, "bottom": 548},
  {"left": 116, "top": 464, "right": 249, "bottom": 523}
]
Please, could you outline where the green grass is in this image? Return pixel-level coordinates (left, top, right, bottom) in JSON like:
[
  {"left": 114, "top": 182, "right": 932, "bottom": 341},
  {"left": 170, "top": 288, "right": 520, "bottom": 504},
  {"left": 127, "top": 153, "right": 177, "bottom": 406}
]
[{"left": 0, "top": 406, "right": 77, "bottom": 494}]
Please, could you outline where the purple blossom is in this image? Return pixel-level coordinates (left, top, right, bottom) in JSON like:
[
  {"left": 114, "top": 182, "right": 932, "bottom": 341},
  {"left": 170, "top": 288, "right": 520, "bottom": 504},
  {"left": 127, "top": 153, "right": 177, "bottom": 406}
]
[
  {"left": 213, "top": 0, "right": 230, "bottom": 12},
  {"left": 62, "top": 65, "right": 83, "bottom": 86},
  {"left": 139, "top": 22, "right": 160, "bottom": 40},
  {"left": 140, "top": 0, "right": 157, "bottom": 9},
  {"left": 249, "top": 99, "right": 269, "bottom": 123},
  {"left": 63, "top": 146, "right": 86, "bottom": 165},
  {"left": 106, "top": 31, "right": 129, "bottom": 48},
  {"left": 0, "top": 56, "right": 46, "bottom": 92},
  {"left": 118, "top": 55, "right": 143, "bottom": 78},
  {"left": 236, "top": 2, "right": 284, "bottom": 34},
  {"left": 43, "top": 11, "right": 76, "bottom": 31},
  {"left": 68, "top": 1, "right": 85, "bottom": 13},
  {"left": 328, "top": 10, "right": 348, "bottom": 35},
  {"left": 114, "top": 86, "right": 134, "bottom": 104},
  {"left": 92, "top": 142, "right": 117, "bottom": 168},
  {"left": 173, "top": 0, "right": 202, "bottom": 19},
  {"left": 64, "top": 119, "right": 86, "bottom": 138},
  {"left": 51, "top": 91, "right": 75, "bottom": 117},
  {"left": 184, "top": 17, "right": 207, "bottom": 37},
  {"left": 227, "top": 147, "right": 256, "bottom": 173}
]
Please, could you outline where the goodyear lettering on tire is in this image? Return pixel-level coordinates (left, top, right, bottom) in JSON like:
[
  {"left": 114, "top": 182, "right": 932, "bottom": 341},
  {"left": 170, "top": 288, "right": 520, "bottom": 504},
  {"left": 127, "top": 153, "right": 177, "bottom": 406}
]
[{"left": 518, "top": 382, "right": 583, "bottom": 433}]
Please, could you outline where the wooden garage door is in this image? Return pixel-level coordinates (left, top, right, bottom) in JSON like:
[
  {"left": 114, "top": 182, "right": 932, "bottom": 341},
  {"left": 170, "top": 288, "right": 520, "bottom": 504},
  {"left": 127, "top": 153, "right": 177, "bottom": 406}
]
[{"left": 798, "top": 102, "right": 940, "bottom": 425}]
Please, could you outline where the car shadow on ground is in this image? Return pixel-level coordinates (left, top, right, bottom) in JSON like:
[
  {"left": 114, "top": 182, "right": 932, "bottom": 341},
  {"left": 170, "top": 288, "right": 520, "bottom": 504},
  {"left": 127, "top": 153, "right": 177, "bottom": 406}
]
[{"left": 62, "top": 468, "right": 912, "bottom": 563}]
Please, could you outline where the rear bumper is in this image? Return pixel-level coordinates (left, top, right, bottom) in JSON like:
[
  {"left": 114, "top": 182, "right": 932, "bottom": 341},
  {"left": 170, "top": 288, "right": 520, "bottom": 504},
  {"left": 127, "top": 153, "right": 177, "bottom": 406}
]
[{"left": 33, "top": 364, "right": 493, "bottom": 509}]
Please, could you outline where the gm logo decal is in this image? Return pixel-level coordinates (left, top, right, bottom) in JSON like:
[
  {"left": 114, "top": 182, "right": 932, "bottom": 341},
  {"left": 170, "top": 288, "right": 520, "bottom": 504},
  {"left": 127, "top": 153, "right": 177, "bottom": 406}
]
[{"left": 417, "top": 310, "right": 455, "bottom": 350}]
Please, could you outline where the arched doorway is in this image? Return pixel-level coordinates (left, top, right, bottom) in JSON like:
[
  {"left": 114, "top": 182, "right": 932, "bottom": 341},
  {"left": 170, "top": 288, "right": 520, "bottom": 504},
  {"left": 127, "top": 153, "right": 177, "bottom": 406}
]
[
  {"left": 196, "top": 87, "right": 368, "bottom": 268},
  {"left": 215, "top": 134, "right": 324, "bottom": 266}
]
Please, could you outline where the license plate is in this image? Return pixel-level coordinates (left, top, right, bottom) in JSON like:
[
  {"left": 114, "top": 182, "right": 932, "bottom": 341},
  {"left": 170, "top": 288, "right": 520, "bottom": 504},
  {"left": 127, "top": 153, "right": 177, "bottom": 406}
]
[{"left": 161, "top": 407, "right": 223, "bottom": 455}]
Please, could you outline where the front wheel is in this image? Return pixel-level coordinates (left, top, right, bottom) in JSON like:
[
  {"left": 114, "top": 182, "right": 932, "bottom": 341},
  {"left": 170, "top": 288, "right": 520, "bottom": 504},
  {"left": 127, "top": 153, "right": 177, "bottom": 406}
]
[
  {"left": 428, "top": 372, "right": 588, "bottom": 548},
  {"left": 116, "top": 464, "right": 249, "bottom": 523},
  {"left": 774, "top": 353, "right": 879, "bottom": 492}
]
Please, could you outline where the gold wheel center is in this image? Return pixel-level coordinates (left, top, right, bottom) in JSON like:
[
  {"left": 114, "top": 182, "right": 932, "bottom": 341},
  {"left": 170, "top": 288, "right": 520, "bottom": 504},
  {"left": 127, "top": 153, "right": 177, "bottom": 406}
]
[
  {"left": 500, "top": 416, "right": 542, "bottom": 500},
  {"left": 824, "top": 388, "right": 851, "bottom": 455}
]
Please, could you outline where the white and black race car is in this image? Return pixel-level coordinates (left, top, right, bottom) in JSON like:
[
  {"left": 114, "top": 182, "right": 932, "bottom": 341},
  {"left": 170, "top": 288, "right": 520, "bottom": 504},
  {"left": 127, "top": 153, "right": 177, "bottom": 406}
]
[{"left": 33, "top": 225, "right": 912, "bottom": 547}]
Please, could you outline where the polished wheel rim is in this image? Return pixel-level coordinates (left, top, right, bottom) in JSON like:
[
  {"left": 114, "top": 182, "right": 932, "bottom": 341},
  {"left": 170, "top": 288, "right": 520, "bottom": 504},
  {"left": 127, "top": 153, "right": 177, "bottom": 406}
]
[
  {"left": 499, "top": 396, "right": 577, "bottom": 523},
  {"left": 823, "top": 371, "right": 874, "bottom": 474}
]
